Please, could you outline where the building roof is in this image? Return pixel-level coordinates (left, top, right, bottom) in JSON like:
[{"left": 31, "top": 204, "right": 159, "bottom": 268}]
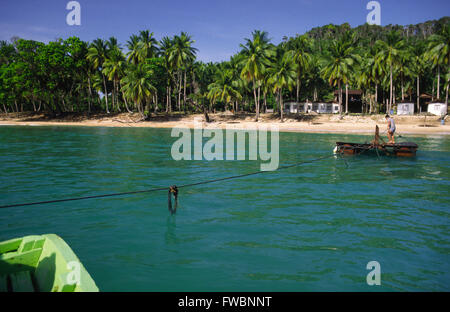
[
  {"left": 419, "top": 93, "right": 433, "bottom": 99},
  {"left": 333, "top": 90, "right": 362, "bottom": 95}
]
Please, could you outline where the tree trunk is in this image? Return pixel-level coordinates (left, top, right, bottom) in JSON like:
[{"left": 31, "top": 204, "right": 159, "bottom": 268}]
[
  {"left": 393, "top": 84, "right": 396, "bottom": 106},
  {"left": 389, "top": 64, "right": 393, "bottom": 108},
  {"left": 401, "top": 75, "right": 404, "bottom": 101},
  {"left": 116, "top": 79, "right": 121, "bottom": 112},
  {"left": 253, "top": 79, "right": 258, "bottom": 122},
  {"left": 296, "top": 77, "right": 300, "bottom": 102},
  {"left": 169, "top": 85, "right": 172, "bottom": 113},
  {"left": 374, "top": 84, "right": 378, "bottom": 114},
  {"left": 88, "top": 77, "right": 92, "bottom": 113},
  {"left": 178, "top": 73, "right": 182, "bottom": 111},
  {"left": 102, "top": 75, "right": 109, "bottom": 113},
  {"left": 136, "top": 101, "right": 141, "bottom": 114},
  {"left": 445, "top": 77, "right": 449, "bottom": 105},
  {"left": 257, "top": 86, "right": 261, "bottom": 119},
  {"left": 345, "top": 83, "right": 349, "bottom": 114},
  {"left": 417, "top": 76, "right": 420, "bottom": 113},
  {"left": 437, "top": 66, "right": 440, "bottom": 100},
  {"left": 202, "top": 98, "right": 210, "bottom": 122},
  {"left": 338, "top": 80, "right": 342, "bottom": 115},
  {"left": 280, "top": 88, "right": 284, "bottom": 122},
  {"left": 111, "top": 79, "right": 116, "bottom": 112},
  {"left": 257, "top": 86, "right": 261, "bottom": 107},
  {"left": 183, "top": 70, "right": 187, "bottom": 112},
  {"left": 263, "top": 92, "right": 267, "bottom": 113},
  {"left": 432, "top": 81, "right": 435, "bottom": 101},
  {"left": 122, "top": 93, "right": 132, "bottom": 113},
  {"left": 166, "top": 86, "right": 169, "bottom": 113},
  {"left": 62, "top": 97, "right": 67, "bottom": 112}
]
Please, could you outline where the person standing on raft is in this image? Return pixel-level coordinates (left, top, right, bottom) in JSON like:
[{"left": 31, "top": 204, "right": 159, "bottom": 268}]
[{"left": 385, "top": 114, "right": 396, "bottom": 144}]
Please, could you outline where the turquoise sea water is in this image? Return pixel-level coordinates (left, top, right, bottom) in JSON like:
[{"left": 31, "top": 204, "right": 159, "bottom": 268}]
[{"left": 0, "top": 125, "right": 449, "bottom": 291}]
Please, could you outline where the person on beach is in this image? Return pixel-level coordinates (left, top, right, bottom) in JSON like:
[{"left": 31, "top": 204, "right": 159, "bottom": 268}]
[{"left": 385, "top": 114, "right": 396, "bottom": 144}]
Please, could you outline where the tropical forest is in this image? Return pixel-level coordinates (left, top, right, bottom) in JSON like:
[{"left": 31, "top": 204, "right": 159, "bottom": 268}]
[{"left": 0, "top": 17, "right": 449, "bottom": 121}]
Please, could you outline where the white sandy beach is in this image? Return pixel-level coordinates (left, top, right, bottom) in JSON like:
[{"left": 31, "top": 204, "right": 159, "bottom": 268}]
[{"left": 0, "top": 112, "right": 449, "bottom": 136}]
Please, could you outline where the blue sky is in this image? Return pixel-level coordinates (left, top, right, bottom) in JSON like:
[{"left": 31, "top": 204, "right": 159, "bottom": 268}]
[{"left": 0, "top": 0, "right": 449, "bottom": 62}]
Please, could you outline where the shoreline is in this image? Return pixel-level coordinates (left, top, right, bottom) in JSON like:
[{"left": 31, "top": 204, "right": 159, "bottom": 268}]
[{"left": 1, "top": 113, "right": 449, "bottom": 136}]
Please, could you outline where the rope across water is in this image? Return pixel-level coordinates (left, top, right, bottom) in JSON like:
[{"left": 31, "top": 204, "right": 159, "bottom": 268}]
[{"left": 0, "top": 154, "right": 336, "bottom": 210}]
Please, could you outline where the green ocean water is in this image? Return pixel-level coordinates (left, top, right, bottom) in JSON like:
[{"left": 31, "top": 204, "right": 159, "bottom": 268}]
[{"left": 0, "top": 125, "right": 449, "bottom": 291}]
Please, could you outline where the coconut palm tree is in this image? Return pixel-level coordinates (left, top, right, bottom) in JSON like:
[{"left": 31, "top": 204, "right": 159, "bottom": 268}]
[
  {"left": 444, "top": 71, "right": 450, "bottom": 104},
  {"left": 320, "top": 34, "right": 359, "bottom": 114},
  {"left": 356, "top": 52, "right": 374, "bottom": 113},
  {"left": 228, "top": 54, "right": 247, "bottom": 112},
  {"left": 168, "top": 32, "right": 197, "bottom": 111},
  {"left": 411, "top": 40, "right": 427, "bottom": 111},
  {"left": 426, "top": 24, "right": 450, "bottom": 100},
  {"left": 103, "top": 45, "right": 126, "bottom": 112},
  {"left": 87, "top": 39, "right": 110, "bottom": 113},
  {"left": 267, "top": 49, "right": 297, "bottom": 122},
  {"left": 137, "top": 30, "right": 159, "bottom": 62},
  {"left": 370, "top": 45, "right": 384, "bottom": 112},
  {"left": 305, "top": 54, "right": 324, "bottom": 103},
  {"left": 159, "top": 36, "right": 175, "bottom": 113},
  {"left": 239, "top": 30, "right": 275, "bottom": 121},
  {"left": 103, "top": 37, "right": 122, "bottom": 111},
  {"left": 121, "top": 63, "right": 156, "bottom": 118},
  {"left": 207, "top": 68, "right": 242, "bottom": 113},
  {"left": 375, "top": 31, "right": 406, "bottom": 111},
  {"left": 397, "top": 47, "right": 414, "bottom": 101},
  {"left": 287, "top": 35, "right": 312, "bottom": 103},
  {"left": 126, "top": 35, "right": 141, "bottom": 65}
]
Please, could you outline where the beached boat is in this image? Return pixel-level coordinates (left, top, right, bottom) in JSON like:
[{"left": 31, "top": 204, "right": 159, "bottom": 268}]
[
  {"left": 334, "top": 126, "right": 418, "bottom": 157},
  {"left": 0, "top": 234, "right": 98, "bottom": 292}
]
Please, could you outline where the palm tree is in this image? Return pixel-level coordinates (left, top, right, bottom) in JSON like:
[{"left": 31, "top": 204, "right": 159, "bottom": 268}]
[
  {"left": 229, "top": 54, "right": 247, "bottom": 112},
  {"left": 321, "top": 34, "right": 359, "bottom": 114},
  {"left": 126, "top": 35, "right": 141, "bottom": 65},
  {"left": 104, "top": 37, "right": 122, "bottom": 111},
  {"left": 267, "top": 49, "right": 297, "bottom": 122},
  {"left": 87, "top": 39, "right": 110, "bottom": 113},
  {"left": 207, "top": 68, "right": 242, "bottom": 113},
  {"left": 287, "top": 35, "right": 312, "bottom": 103},
  {"left": 239, "top": 30, "right": 275, "bottom": 121},
  {"left": 103, "top": 44, "right": 126, "bottom": 112},
  {"left": 375, "top": 31, "right": 406, "bottom": 111},
  {"left": 426, "top": 24, "right": 450, "bottom": 100},
  {"left": 444, "top": 71, "right": 450, "bottom": 105},
  {"left": 370, "top": 45, "right": 384, "bottom": 112},
  {"left": 411, "top": 40, "right": 427, "bottom": 111},
  {"left": 121, "top": 63, "right": 156, "bottom": 118},
  {"left": 356, "top": 52, "right": 374, "bottom": 113},
  {"left": 168, "top": 32, "right": 197, "bottom": 111},
  {"left": 159, "top": 36, "right": 175, "bottom": 112},
  {"left": 397, "top": 47, "right": 414, "bottom": 101},
  {"left": 137, "top": 30, "right": 159, "bottom": 62},
  {"left": 84, "top": 58, "right": 96, "bottom": 113}
]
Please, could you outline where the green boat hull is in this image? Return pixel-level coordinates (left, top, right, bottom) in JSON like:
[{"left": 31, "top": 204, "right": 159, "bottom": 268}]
[{"left": 0, "top": 234, "right": 99, "bottom": 292}]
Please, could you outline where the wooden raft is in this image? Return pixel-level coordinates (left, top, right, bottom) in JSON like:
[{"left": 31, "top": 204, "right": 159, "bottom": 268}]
[{"left": 335, "top": 126, "right": 418, "bottom": 157}]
